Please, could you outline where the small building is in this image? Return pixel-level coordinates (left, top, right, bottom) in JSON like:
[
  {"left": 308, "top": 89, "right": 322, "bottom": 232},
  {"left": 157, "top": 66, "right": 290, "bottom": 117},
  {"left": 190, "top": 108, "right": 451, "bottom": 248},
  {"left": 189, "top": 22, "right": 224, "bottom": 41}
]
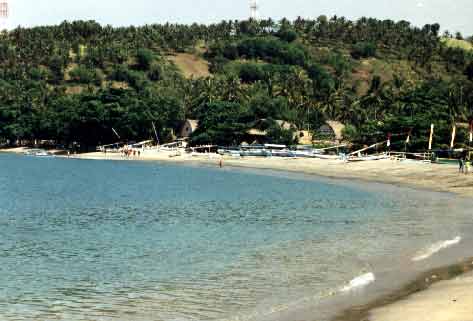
[
  {"left": 317, "top": 120, "right": 345, "bottom": 142},
  {"left": 296, "top": 130, "right": 313, "bottom": 145},
  {"left": 179, "top": 119, "right": 199, "bottom": 138}
]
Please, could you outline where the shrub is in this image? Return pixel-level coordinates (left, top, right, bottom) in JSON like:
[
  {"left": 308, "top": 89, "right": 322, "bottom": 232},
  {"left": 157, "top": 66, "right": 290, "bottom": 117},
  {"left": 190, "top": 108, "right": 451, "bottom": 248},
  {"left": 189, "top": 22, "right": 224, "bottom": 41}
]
[
  {"left": 351, "top": 42, "right": 377, "bottom": 59},
  {"left": 136, "top": 49, "right": 154, "bottom": 71}
]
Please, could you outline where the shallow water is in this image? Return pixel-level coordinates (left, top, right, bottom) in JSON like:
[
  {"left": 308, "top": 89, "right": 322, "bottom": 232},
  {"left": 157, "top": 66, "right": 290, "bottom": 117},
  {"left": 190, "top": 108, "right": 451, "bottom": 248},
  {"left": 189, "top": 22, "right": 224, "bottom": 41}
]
[{"left": 1, "top": 154, "right": 472, "bottom": 321}]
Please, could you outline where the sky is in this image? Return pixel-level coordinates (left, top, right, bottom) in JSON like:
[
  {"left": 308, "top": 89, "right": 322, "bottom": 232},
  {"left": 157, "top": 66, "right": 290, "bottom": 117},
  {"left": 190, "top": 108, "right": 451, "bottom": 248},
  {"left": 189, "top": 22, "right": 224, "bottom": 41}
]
[{"left": 6, "top": 0, "right": 473, "bottom": 36}]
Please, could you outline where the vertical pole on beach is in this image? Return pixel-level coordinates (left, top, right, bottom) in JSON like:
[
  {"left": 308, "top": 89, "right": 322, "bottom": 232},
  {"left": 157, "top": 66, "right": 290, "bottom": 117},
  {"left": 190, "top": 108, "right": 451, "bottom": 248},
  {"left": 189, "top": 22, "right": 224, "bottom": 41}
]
[
  {"left": 428, "top": 124, "right": 434, "bottom": 151},
  {"left": 152, "top": 121, "right": 160, "bottom": 145},
  {"left": 450, "top": 124, "right": 456, "bottom": 150},
  {"left": 405, "top": 129, "right": 411, "bottom": 156},
  {"left": 469, "top": 120, "right": 473, "bottom": 159}
]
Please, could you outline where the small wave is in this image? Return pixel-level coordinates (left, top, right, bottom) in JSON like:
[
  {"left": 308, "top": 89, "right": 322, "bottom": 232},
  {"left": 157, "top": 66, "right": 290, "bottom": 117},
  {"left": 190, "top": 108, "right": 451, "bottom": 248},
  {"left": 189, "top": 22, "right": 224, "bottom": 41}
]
[
  {"left": 341, "top": 272, "right": 375, "bottom": 292},
  {"left": 412, "top": 236, "right": 462, "bottom": 262}
]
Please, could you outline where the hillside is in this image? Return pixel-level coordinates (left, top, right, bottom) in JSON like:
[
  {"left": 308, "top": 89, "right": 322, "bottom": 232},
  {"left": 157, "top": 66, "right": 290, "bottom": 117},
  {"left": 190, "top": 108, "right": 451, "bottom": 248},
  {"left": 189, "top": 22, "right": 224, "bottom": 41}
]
[{"left": 0, "top": 18, "right": 472, "bottom": 150}]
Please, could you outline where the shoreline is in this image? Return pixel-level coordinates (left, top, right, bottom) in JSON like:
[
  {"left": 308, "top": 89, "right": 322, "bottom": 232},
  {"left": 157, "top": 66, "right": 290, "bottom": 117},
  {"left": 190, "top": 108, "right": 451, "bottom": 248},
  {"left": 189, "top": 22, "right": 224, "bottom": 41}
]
[
  {"left": 333, "top": 258, "right": 473, "bottom": 321},
  {"left": 2, "top": 148, "right": 473, "bottom": 321},
  {"left": 50, "top": 149, "right": 473, "bottom": 198}
]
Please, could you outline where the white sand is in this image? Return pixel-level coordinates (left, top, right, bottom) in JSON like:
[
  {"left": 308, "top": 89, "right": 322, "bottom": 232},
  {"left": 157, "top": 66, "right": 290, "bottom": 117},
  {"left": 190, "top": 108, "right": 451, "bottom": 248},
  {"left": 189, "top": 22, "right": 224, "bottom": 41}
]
[
  {"left": 69, "top": 151, "right": 473, "bottom": 197},
  {"left": 370, "top": 273, "right": 473, "bottom": 321}
]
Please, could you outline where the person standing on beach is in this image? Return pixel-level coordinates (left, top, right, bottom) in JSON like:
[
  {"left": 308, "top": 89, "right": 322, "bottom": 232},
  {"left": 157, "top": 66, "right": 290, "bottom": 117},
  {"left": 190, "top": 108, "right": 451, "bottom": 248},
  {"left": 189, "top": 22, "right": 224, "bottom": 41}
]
[{"left": 459, "top": 158, "right": 464, "bottom": 173}]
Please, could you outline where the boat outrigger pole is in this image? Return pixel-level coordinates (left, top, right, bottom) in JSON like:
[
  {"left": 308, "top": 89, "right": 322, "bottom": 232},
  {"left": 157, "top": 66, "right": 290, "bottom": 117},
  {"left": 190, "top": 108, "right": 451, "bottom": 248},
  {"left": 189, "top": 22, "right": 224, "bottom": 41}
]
[
  {"left": 348, "top": 141, "right": 387, "bottom": 156},
  {"left": 112, "top": 128, "right": 121, "bottom": 140},
  {"left": 152, "top": 122, "right": 160, "bottom": 145}
]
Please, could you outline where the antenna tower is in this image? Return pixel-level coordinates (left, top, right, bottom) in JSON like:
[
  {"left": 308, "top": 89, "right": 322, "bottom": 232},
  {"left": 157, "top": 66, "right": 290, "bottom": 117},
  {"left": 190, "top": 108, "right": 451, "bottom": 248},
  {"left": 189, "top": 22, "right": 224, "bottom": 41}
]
[
  {"left": 250, "top": 0, "right": 258, "bottom": 20},
  {"left": 0, "top": 0, "right": 8, "bottom": 31}
]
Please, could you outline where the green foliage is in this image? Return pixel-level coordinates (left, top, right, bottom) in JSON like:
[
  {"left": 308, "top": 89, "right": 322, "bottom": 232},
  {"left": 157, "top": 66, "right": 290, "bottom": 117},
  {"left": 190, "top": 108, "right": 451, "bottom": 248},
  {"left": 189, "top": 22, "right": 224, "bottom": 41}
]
[
  {"left": 191, "top": 101, "right": 252, "bottom": 145},
  {"left": 237, "top": 62, "right": 266, "bottom": 83},
  {"left": 208, "top": 37, "right": 308, "bottom": 67},
  {"left": 69, "top": 65, "right": 103, "bottom": 85},
  {"left": 266, "top": 123, "right": 297, "bottom": 145},
  {"left": 276, "top": 27, "right": 298, "bottom": 43},
  {"left": 351, "top": 42, "right": 377, "bottom": 59},
  {"left": 342, "top": 124, "right": 358, "bottom": 140},
  {"left": 0, "top": 17, "right": 472, "bottom": 151},
  {"left": 465, "top": 61, "right": 473, "bottom": 81},
  {"left": 136, "top": 49, "right": 154, "bottom": 71}
]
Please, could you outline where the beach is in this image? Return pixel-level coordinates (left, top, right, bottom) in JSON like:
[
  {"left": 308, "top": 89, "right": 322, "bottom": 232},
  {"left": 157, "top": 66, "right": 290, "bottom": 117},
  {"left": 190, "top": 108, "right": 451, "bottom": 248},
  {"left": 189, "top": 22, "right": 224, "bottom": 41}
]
[
  {"left": 68, "top": 151, "right": 473, "bottom": 321},
  {"left": 2, "top": 148, "right": 473, "bottom": 321},
  {"left": 58, "top": 149, "right": 473, "bottom": 197},
  {"left": 371, "top": 273, "right": 473, "bottom": 321}
]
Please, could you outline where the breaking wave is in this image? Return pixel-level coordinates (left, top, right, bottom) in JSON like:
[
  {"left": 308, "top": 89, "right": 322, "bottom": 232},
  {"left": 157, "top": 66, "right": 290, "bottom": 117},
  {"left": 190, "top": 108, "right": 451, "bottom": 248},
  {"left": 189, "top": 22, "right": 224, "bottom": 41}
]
[
  {"left": 412, "top": 237, "right": 462, "bottom": 262},
  {"left": 341, "top": 272, "right": 376, "bottom": 292}
]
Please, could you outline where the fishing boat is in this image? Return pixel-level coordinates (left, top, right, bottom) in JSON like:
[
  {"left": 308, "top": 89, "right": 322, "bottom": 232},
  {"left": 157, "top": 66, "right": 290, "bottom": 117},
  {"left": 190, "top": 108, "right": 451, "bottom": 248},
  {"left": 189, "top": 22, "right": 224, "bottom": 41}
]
[
  {"left": 240, "top": 145, "right": 270, "bottom": 157},
  {"left": 24, "top": 149, "right": 53, "bottom": 157},
  {"left": 347, "top": 154, "right": 390, "bottom": 162},
  {"left": 291, "top": 147, "right": 323, "bottom": 158},
  {"left": 312, "top": 153, "right": 342, "bottom": 160},
  {"left": 264, "top": 144, "right": 296, "bottom": 157}
]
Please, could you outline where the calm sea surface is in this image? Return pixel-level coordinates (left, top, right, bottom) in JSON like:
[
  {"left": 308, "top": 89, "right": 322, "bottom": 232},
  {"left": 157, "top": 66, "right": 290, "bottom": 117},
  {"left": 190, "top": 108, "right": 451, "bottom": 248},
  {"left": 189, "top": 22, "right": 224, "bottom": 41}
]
[{"left": 1, "top": 154, "right": 473, "bottom": 321}]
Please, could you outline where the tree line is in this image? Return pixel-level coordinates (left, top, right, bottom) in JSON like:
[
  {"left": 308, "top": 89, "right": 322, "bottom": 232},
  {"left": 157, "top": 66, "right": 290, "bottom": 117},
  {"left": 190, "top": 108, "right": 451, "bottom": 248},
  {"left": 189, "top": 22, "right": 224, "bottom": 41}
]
[{"left": 0, "top": 17, "right": 472, "bottom": 150}]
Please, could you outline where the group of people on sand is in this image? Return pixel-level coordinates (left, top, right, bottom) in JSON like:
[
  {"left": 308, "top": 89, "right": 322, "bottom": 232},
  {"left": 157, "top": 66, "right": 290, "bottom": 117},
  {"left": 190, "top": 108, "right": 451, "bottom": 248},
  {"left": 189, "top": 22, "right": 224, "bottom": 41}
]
[
  {"left": 459, "top": 157, "right": 471, "bottom": 174},
  {"left": 121, "top": 148, "right": 141, "bottom": 158}
]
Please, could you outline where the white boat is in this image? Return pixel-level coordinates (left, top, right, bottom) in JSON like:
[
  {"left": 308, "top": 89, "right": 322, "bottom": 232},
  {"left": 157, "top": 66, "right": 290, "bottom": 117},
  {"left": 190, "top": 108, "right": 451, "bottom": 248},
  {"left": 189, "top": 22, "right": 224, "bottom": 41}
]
[
  {"left": 313, "top": 154, "right": 341, "bottom": 160},
  {"left": 291, "top": 149, "right": 323, "bottom": 158},
  {"left": 347, "top": 154, "right": 390, "bottom": 162},
  {"left": 264, "top": 144, "right": 295, "bottom": 157},
  {"left": 24, "top": 149, "right": 53, "bottom": 157}
]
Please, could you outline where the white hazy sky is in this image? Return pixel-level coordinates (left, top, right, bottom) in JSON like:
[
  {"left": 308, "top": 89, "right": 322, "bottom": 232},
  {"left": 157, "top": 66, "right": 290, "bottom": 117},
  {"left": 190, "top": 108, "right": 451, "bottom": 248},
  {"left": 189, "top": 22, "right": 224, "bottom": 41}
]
[{"left": 7, "top": 0, "right": 473, "bottom": 36}]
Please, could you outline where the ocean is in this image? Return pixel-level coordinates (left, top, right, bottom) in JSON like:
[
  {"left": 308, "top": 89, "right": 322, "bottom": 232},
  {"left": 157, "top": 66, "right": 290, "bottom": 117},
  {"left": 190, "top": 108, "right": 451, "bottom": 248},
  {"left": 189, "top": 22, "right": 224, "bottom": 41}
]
[{"left": 1, "top": 153, "right": 472, "bottom": 321}]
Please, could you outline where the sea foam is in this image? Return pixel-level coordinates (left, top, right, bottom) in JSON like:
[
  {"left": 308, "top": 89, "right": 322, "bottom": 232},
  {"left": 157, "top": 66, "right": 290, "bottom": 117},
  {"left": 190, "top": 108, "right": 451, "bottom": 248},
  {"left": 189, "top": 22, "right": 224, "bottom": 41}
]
[
  {"left": 341, "top": 272, "right": 376, "bottom": 292},
  {"left": 412, "top": 236, "right": 462, "bottom": 262}
]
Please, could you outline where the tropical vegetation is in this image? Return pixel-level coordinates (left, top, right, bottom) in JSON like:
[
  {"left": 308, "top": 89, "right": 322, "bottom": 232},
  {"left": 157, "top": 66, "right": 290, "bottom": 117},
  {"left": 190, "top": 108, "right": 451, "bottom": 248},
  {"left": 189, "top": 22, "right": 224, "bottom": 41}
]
[{"left": 0, "top": 17, "right": 472, "bottom": 150}]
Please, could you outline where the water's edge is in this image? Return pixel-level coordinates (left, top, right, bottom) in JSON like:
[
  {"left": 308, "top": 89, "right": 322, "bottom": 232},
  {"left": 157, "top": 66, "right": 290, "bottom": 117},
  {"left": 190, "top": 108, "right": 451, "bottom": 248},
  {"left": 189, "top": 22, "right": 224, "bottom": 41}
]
[
  {"left": 332, "top": 257, "right": 473, "bottom": 321},
  {"left": 2, "top": 154, "right": 471, "bottom": 321}
]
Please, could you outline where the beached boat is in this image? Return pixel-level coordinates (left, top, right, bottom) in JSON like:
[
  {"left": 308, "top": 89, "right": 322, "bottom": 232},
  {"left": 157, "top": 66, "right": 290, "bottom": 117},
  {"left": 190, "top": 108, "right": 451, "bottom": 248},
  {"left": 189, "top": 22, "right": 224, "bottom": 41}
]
[
  {"left": 313, "top": 154, "right": 342, "bottom": 160},
  {"left": 240, "top": 145, "right": 270, "bottom": 157},
  {"left": 264, "top": 144, "right": 295, "bottom": 157},
  {"left": 347, "top": 154, "right": 390, "bottom": 162},
  {"left": 24, "top": 149, "right": 53, "bottom": 157},
  {"left": 291, "top": 149, "right": 323, "bottom": 158}
]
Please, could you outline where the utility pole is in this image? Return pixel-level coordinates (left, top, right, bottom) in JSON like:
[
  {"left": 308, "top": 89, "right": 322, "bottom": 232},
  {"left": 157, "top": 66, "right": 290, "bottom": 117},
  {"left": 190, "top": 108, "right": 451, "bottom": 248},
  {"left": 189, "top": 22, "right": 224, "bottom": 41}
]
[
  {"left": 0, "top": 0, "right": 9, "bottom": 31},
  {"left": 250, "top": 0, "right": 258, "bottom": 20}
]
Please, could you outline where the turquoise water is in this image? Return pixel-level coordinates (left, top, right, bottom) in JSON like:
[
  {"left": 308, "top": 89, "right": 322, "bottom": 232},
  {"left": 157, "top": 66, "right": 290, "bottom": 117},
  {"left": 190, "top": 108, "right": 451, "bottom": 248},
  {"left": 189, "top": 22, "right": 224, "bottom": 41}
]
[{"left": 1, "top": 154, "right": 472, "bottom": 321}]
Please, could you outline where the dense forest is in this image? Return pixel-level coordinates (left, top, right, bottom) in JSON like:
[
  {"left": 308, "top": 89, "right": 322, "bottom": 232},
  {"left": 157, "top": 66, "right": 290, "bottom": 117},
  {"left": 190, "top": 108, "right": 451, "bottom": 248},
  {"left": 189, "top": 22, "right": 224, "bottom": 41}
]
[{"left": 1, "top": 17, "right": 473, "bottom": 150}]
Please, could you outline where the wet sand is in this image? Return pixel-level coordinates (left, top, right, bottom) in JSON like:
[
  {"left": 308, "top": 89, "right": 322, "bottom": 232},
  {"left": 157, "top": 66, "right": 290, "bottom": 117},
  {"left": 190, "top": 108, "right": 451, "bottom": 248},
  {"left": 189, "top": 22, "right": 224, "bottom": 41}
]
[{"left": 334, "top": 259, "right": 473, "bottom": 321}]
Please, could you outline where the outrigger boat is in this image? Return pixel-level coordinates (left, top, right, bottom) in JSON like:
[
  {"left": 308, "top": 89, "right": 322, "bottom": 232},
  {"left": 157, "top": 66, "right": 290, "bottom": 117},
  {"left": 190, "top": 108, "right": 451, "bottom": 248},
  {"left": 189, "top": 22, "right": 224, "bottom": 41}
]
[
  {"left": 24, "top": 149, "right": 53, "bottom": 157},
  {"left": 347, "top": 154, "right": 390, "bottom": 162}
]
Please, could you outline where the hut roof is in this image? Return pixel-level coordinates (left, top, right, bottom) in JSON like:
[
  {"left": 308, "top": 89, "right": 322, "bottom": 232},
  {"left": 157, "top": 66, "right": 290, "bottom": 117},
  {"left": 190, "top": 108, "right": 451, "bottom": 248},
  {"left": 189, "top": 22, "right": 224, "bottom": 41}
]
[
  {"left": 247, "top": 128, "right": 267, "bottom": 136},
  {"left": 274, "top": 120, "right": 294, "bottom": 130},
  {"left": 324, "top": 120, "right": 345, "bottom": 141},
  {"left": 185, "top": 119, "right": 200, "bottom": 131}
]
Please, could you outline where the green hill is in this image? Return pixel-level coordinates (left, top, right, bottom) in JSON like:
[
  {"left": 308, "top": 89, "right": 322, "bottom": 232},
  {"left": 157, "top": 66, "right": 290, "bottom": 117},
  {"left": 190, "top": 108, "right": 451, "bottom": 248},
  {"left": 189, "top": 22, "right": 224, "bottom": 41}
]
[{"left": 0, "top": 18, "right": 472, "bottom": 150}]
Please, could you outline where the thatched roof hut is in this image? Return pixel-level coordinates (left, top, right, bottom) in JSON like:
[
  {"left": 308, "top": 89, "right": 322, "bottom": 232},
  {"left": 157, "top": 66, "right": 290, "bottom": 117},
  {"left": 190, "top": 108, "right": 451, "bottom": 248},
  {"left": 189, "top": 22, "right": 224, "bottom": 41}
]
[
  {"left": 317, "top": 120, "right": 345, "bottom": 141},
  {"left": 179, "top": 119, "right": 200, "bottom": 138}
]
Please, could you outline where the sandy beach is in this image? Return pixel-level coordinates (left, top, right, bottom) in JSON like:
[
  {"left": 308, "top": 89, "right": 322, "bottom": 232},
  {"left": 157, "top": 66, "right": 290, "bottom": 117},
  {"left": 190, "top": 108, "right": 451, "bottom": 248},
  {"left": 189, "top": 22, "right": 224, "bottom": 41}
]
[
  {"left": 371, "top": 273, "right": 473, "bottom": 321},
  {"left": 3, "top": 147, "right": 473, "bottom": 321},
  {"left": 59, "top": 149, "right": 473, "bottom": 197},
  {"left": 66, "top": 151, "right": 473, "bottom": 321}
]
